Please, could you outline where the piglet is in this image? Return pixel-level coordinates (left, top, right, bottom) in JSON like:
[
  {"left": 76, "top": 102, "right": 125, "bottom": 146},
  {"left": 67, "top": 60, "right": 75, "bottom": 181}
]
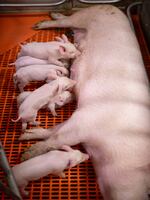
[
  {"left": 12, "top": 145, "right": 89, "bottom": 196},
  {"left": 47, "top": 90, "right": 74, "bottom": 116},
  {"left": 18, "top": 34, "right": 80, "bottom": 67},
  {"left": 13, "top": 64, "right": 69, "bottom": 92},
  {"left": 10, "top": 56, "right": 48, "bottom": 71},
  {"left": 12, "top": 77, "right": 76, "bottom": 131},
  {"left": 17, "top": 90, "right": 74, "bottom": 116}
]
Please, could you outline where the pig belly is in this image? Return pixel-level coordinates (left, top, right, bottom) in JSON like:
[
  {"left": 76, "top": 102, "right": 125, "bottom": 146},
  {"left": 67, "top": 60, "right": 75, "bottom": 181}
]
[
  {"left": 70, "top": 9, "right": 150, "bottom": 194},
  {"left": 22, "top": 5, "right": 150, "bottom": 199}
]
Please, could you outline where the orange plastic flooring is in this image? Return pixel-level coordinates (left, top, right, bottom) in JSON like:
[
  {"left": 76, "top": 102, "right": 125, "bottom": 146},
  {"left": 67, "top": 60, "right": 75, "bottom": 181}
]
[
  {"left": 0, "top": 13, "right": 50, "bottom": 55},
  {"left": 0, "top": 14, "right": 150, "bottom": 200},
  {"left": 0, "top": 20, "right": 101, "bottom": 200}
]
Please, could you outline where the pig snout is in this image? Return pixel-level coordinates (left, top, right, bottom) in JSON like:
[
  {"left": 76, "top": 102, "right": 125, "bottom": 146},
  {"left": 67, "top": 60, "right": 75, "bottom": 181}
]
[
  {"left": 12, "top": 147, "right": 88, "bottom": 196},
  {"left": 68, "top": 150, "right": 89, "bottom": 168},
  {"left": 56, "top": 91, "right": 73, "bottom": 107},
  {"left": 59, "top": 42, "right": 80, "bottom": 60}
]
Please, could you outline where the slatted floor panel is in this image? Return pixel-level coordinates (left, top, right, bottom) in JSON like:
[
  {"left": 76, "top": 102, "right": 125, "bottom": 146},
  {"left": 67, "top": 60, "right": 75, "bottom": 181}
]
[
  {"left": 0, "top": 28, "right": 102, "bottom": 200},
  {"left": 0, "top": 15, "right": 150, "bottom": 200}
]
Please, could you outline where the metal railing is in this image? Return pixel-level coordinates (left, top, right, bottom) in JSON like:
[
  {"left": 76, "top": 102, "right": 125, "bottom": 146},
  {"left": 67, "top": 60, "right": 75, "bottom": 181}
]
[
  {"left": 0, "top": 0, "right": 66, "bottom": 7},
  {"left": 0, "top": 141, "right": 22, "bottom": 200}
]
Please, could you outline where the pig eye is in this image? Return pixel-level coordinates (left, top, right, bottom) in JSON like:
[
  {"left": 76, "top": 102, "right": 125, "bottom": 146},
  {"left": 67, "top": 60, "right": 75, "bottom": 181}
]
[{"left": 58, "top": 97, "right": 64, "bottom": 103}]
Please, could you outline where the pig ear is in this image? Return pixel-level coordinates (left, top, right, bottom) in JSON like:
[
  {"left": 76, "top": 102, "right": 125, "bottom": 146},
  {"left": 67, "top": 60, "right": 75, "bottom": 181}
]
[
  {"left": 61, "top": 34, "right": 69, "bottom": 43},
  {"left": 19, "top": 44, "right": 23, "bottom": 48},
  {"left": 67, "top": 80, "right": 76, "bottom": 91},
  {"left": 47, "top": 80, "right": 60, "bottom": 97},
  {"left": 55, "top": 36, "right": 64, "bottom": 43},
  {"left": 59, "top": 45, "right": 66, "bottom": 55},
  {"left": 61, "top": 145, "right": 73, "bottom": 152},
  {"left": 57, "top": 81, "right": 66, "bottom": 94}
]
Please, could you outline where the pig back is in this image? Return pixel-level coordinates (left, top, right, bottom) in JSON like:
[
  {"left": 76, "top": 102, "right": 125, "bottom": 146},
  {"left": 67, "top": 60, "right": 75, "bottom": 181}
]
[
  {"left": 70, "top": 6, "right": 150, "bottom": 155},
  {"left": 71, "top": 6, "right": 150, "bottom": 107}
]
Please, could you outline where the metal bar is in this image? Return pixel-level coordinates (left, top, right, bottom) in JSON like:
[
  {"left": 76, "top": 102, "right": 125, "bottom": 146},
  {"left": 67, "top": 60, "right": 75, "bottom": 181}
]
[
  {"left": 0, "top": 0, "right": 66, "bottom": 7},
  {"left": 0, "top": 181, "right": 21, "bottom": 200},
  {"left": 0, "top": 141, "right": 23, "bottom": 200},
  {"left": 126, "top": 1, "right": 142, "bottom": 32},
  {"left": 78, "top": 0, "right": 121, "bottom": 3}
]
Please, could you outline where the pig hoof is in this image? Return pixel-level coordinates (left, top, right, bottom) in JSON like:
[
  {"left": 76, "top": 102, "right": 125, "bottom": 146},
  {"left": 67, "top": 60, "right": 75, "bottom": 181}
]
[
  {"left": 32, "top": 21, "right": 43, "bottom": 29},
  {"left": 59, "top": 172, "right": 66, "bottom": 178},
  {"left": 32, "top": 23, "right": 41, "bottom": 30},
  {"left": 32, "top": 20, "right": 49, "bottom": 30},
  {"left": 29, "top": 121, "right": 41, "bottom": 126}
]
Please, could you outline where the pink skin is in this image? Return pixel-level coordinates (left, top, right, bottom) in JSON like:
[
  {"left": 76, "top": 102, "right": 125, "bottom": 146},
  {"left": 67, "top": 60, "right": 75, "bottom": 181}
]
[
  {"left": 12, "top": 145, "right": 89, "bottom": 196},
  {"left": 47, "top": 90, "right": 74, "bottom": 116},
  {"left": 13, "top": 64, "right": 69, "bottom": 92},
  {"left": 18, "top": 34, "right": 80, "bottom": 67},
  {"left": 20, "top": 5, "right": 150, "bottom": 200},
  {"left": 12, "top": 77, "right": 76, "bottom": 131},
  {"left": 9, "top": 56, "right": 48, "bottom": 71},
  {"left": 17, "top": 90, "right": 74, "bottom": 116},
  {"left": 17, "top": 91, "right": 32, "bottom": 107}
]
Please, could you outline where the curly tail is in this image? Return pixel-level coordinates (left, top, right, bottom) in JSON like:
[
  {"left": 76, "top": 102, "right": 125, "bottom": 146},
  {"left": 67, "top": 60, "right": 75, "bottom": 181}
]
[
  {"left": 9, "top": 63, "right": 15, "bottom": 66},
  {"left": 11, "top": 116, "right": 21, "bottom": 123}
]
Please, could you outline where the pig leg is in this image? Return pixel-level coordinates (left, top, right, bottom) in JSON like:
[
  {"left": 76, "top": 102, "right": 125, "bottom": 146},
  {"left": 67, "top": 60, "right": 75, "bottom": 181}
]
[
  {"left": 33, "top": 18, "right": 72, "bottom": 30},
  {"left": 33, "top": 9, "right": 89, "bottom": 30},
  {"left": 19, "top": 122, "right": 66, "bottom": 140},
  {"left": 19, "top": 127, "right": 52, "bottom": 140},
  {"left": 55, "top": 36, "right": 64, "bottom": 43},
  {"left": 18, "top": 82, "right": 26, "bottom": 92},
  {"left": 55, "top": 34, "right": 69, "bottom": 43},
  {"left": 61, "top": 34, "right": 70, "bottom": 43},
  {"left": 52, "top": 171, "right": 66, "bottom": 178},
  {"left": 20, "top": 112, "right": 85, "bottom": 160},
  {"left": 61, "top": 145, "right": 73, "bottom": 152},
  {"left": 28, "top": 117, "right": 41, "bottom": 127},
  {"left": 22, "top": 122, "right": 27, "bottom": 132},
  {"left": 58, "top": 172, "right": 66, "bottom": 178},
  {"left": 47, "top": 103, "right": 57, "bottom": 116},
  {"left": 29, "top": 121, "right": 40, "bottom": 126}
]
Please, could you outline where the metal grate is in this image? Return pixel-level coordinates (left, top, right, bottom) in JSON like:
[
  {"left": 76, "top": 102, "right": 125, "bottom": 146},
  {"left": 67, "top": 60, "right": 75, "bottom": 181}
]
[
  {"left": 0, "top": 14, "right": 150, "bottom": 200},
  {"left": 0, "top": 0, "right": 67, "bottom": 7},
  {"left": 78, "top": 0, "right": 121, "bottom": 3},
  {"left": 0, "top": 28, "right": 101, "bottom": 200}
]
